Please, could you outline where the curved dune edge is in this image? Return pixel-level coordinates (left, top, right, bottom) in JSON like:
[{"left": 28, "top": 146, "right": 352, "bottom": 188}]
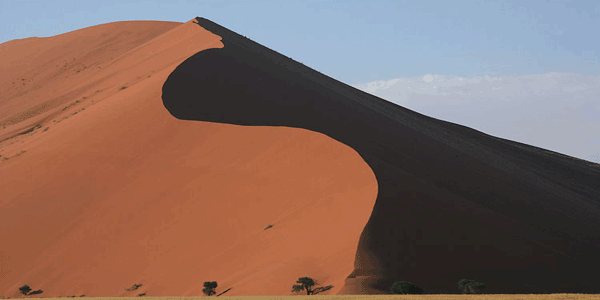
[
  {"left": 0, "top": 20, "right": 378, "bottom": 298},
  {"left": 161, "top": 17, "right": 600, "bottom": 295}
]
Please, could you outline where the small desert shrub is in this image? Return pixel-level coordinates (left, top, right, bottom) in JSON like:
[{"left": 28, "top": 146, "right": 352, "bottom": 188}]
[
  {"left": 291, "top": 277, "right": 321, "bottom": 295},
  {"left": 18, "top": 284, "right": 31, "bottom": 295},
  {"left": 458, "top": 278, "right": 487, "bottom": 294},
  {"left": 202, "top": 281, "right": 218, "bottom": 296},
  {"left": 119, "top": 86, "right": 127, "bottom": 90},
  {"left": 125, "top": 283, "right": 143, "bottom": 291},
  {"left": 137, "top": 293, "right": 146, "bottom": 297},
  {"left": 390, "top": 281, "right": 423, "bottom": 294}
]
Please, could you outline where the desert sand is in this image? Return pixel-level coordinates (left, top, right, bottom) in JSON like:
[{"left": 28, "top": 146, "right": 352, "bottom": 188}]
[
  {"left": 0, "top": 19, "right": 376, "bottom": 298},
  {"left": 9, "top": 295, "right": 600, "bottom": 300},
  {"left": 1, "top": 16, "right": 599, "bottom": 299}
]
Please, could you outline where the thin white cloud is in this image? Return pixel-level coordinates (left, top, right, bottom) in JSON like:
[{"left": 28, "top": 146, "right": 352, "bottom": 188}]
[{"left": 352, "top": 72, "right": 600, "bottom": 163}]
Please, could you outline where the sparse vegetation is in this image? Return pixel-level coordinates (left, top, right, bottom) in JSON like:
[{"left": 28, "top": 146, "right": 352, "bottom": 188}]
[
  {"left": 119, "top": 85, "right": 127, "bottom": 90},
  {"left": 202, "top": 281, "right": 218, "bottom": 296},
  {"left": 125, "top": 283, "right": 143, "bottom": 291},
  {"left": 291, "top": 277, "right": 333, "bottom": 295},
  {"left": 390, "top": 281, "right": 423, "bottom": 294},
  {"left": 18, "top": 284, "right": 31, "bottom": 295},
  {"left": 458, "top": 278, "right": 487, "bottom": 294},
  {"left": 137, "top": 293, "right": 146, "bottom": 297}
]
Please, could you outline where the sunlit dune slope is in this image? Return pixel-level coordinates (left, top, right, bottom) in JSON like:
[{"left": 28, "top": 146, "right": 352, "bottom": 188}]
[
  {"left": 0, "top": 19, "right": 377, "bottom": 298},
  {"left": 161, "top": 17, "right": 600, "bottom": 295},
  {"left": 0, "top": 20, "right": 181, "bottom": 139}
]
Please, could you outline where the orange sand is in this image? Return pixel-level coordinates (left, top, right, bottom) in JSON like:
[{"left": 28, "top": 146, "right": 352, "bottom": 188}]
[{"left": 0, "top": 20, "right": 377, "bottom": 298}]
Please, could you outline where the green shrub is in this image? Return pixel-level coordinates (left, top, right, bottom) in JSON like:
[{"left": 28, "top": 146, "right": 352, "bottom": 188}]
[
  {"left": 390, "top": 281, "right": 423, "bottom": 294},
  {"left": 458, "top": 278, "right": 487, "bottom": 294}
]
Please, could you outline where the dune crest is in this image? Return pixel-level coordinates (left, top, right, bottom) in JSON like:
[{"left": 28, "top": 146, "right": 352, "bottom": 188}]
[{"left": 162, "top": 17, "right": 600, "bottom": 294}]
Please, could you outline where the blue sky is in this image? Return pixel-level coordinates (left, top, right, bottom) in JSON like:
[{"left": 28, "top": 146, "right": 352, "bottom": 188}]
[{"left": 1, "top": 0, "right": 599, "bottom": 163}]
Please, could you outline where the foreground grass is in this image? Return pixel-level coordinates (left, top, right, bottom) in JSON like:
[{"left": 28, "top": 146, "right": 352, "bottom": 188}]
[{"left": 16, "top": 295, "right": 600, "bottom": 300}]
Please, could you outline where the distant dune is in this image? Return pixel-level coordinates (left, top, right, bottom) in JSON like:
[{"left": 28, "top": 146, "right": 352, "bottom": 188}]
[{"left": 0, "top": 16, "right": 598, "bottom": 299}]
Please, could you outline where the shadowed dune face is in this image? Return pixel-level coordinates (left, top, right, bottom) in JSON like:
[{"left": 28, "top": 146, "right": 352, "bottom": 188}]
[{"left": 162, "top": 17, "right": 600, "bottom": 294}]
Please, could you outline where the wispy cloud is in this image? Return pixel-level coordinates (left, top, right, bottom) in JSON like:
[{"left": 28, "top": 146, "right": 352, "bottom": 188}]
[{"left": 352, "top": 72, "right": 600, "bottom": 163}]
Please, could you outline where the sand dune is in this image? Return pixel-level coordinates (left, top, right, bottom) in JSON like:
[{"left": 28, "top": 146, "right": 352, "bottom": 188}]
[
  {"left": 0, "top": 19, "right": 376, "bottom": 298},
  {"left": 163, "top": 17, "right": 600, "bottom": 294},
  {"left": 1, "top": 15, "right": 599, "bottom": 299},
  {"left": 7, "top": 296, "right": 600, "bottom": 300}
]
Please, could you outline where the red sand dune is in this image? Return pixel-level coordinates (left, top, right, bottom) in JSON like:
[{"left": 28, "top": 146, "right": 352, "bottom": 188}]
[
  {"left": 1, "top": 16, "right": 600, "bottom": 298},
  {"left": 0, "top": 19, "right": 376, "bottom": 298}
]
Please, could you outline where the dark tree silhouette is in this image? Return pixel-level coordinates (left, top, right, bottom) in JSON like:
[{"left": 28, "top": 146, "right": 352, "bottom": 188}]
[
  {"left": 292, "top": 277, "right": 320, "bottom": 295},
  {"left": 202, "top": 281, "right": 218, "bottom": 296},
  {"left": 458, "top": 278, "right": 487, "bottom": 294},
  {"left": 19, "top": 285, "right": 32, "bottom": 295},
  {"left": 390, "top": 281, "right": 423, "bottom": 294}
]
